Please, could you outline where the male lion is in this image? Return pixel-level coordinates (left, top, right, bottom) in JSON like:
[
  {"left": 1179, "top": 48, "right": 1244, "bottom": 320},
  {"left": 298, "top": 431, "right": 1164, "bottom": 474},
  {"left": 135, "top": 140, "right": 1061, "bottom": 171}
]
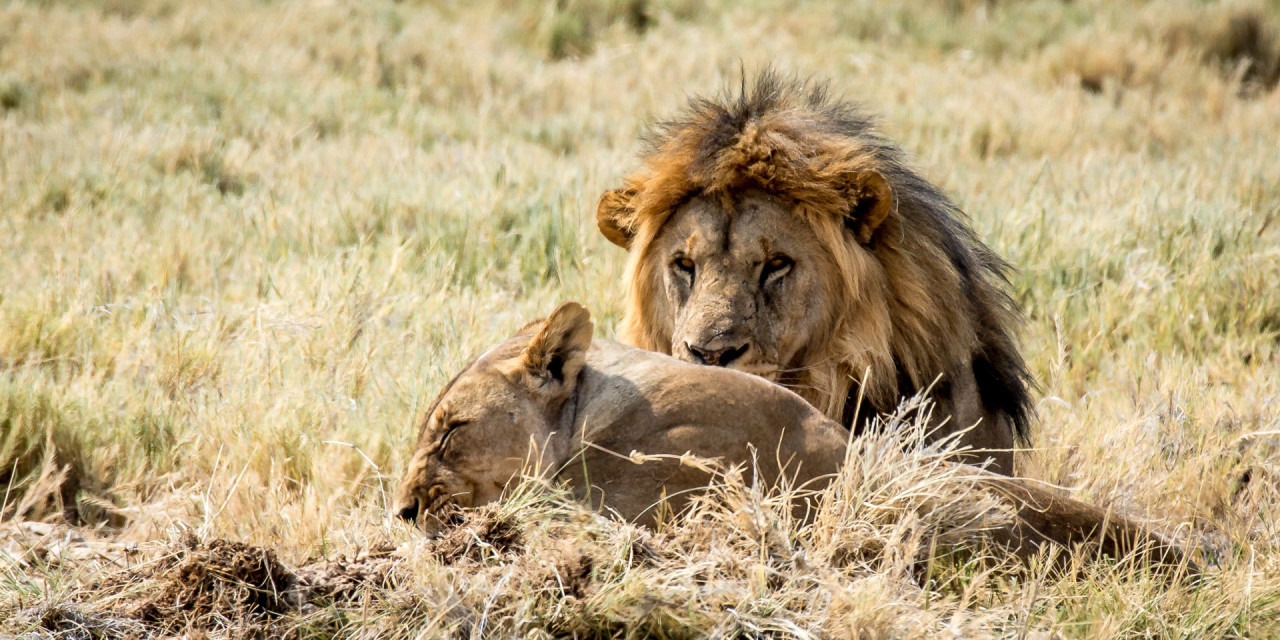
[
  {"left": 595, "top": 73, "right": 1033, "bottom": 474},
  {"left": 393, "top": 302, "right": 1189, "bottom": 571}
]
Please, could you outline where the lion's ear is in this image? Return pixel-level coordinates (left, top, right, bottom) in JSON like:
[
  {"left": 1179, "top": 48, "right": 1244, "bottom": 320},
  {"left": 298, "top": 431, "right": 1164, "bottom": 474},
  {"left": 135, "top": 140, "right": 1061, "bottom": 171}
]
[
  {"left": 844, "top": 171, "right": 894, "bottom": 245},
  {"left": 597, "top": 187, "right": 638, "bottom": 249},
  {"left": 519, "top": 302, "right": 594, "bottom": 397}
]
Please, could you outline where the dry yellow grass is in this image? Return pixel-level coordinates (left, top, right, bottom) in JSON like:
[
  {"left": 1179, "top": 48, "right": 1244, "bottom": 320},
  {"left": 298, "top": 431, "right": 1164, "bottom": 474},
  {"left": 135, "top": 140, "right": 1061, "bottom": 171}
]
[{"left": 2, "top": 0, "right": 1279, "bottom": 637}]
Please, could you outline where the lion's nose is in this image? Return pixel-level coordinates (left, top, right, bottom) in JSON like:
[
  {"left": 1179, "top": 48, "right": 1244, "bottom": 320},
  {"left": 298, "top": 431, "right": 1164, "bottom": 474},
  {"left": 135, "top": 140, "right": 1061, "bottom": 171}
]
[
  {"left": 685, "top": 341, "right": 749, "bottom": 367},
  {"left": 395, "top": 496, "right": 419, "bottom": 524}
]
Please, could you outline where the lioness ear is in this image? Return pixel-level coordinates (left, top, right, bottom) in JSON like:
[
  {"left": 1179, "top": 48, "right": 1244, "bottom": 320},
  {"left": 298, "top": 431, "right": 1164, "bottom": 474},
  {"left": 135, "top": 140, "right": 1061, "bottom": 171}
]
[
  {"left": 519, "top": 302, "right": 593, "bottom": 396},
  {"left": 844, "top": 171, "right": 893, "bottom": 245},
  {"left": 597, "top": 187, "right": 638, "bottom": 249}
]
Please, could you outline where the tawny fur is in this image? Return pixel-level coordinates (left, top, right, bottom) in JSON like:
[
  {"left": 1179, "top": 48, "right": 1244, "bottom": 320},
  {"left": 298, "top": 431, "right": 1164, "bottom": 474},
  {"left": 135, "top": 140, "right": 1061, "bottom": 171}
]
[{"left": 597, "top": 72, "right": 1033, "bottom": 474}]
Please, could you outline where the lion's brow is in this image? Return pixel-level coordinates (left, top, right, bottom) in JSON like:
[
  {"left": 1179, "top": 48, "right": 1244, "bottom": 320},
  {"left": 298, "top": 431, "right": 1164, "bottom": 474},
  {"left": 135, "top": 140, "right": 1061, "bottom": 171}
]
[{"left": 684, "top": 232, "right": 700, "bottom": 252}]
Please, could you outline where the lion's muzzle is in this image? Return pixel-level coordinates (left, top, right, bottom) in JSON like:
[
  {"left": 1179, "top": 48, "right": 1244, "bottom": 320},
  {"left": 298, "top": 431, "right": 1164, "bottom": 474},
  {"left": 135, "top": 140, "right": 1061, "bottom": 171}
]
[{"left": 684, "top": 340, "right": 750, "bottom": 367}]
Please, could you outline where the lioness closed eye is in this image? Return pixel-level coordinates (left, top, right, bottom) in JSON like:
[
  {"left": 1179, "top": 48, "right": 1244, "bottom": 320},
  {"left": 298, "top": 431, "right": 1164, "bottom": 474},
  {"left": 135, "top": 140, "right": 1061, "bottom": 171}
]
[{"left": 394, "top": 302, "right": 1192, "bottom": 572}]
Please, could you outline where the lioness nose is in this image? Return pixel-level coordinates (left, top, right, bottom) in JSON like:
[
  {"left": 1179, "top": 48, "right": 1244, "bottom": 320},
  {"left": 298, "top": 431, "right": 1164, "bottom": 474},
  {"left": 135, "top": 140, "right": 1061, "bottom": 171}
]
[
  {"left": 686, "top": 342, "right": 749, "bottom": 367},
  {"left": 395, "top": 497, "right": 419, "bottom": 524}
]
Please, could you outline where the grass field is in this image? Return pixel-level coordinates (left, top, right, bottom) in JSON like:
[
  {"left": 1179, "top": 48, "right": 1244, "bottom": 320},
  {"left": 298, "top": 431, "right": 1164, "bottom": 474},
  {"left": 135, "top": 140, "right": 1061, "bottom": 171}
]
[{"left": 2, "top": 0, "right": 1280, "bottom": 637}]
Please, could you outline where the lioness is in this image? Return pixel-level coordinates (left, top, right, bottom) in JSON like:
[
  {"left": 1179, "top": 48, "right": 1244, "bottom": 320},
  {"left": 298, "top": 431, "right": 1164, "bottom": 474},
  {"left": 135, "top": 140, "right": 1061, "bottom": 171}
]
[
  {"left": 394, "top": 302, "right": 1188, "bottom": 570},
  {"left": 595, "top": 72, "right": 1033, "bottom": 474}
]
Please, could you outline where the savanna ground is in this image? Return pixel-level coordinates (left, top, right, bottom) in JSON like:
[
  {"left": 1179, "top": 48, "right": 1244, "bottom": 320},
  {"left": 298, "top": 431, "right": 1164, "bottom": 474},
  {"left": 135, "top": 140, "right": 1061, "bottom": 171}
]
[{"left": 2, "top": 0, "right": 1280, "bottom": 637}]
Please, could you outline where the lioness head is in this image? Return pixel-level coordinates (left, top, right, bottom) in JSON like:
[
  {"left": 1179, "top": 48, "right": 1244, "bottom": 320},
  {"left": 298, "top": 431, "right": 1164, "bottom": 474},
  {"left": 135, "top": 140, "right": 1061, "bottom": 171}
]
[{"left": 393, "top": 302, "right": 593, "bottom": 532}]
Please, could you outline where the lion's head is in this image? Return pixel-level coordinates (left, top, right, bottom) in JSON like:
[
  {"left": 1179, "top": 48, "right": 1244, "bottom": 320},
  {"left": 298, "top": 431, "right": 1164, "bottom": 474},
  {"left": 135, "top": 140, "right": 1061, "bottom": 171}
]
[
  {"left": 596, "top": 72, "right": 1033, "bottom": 473},
  {"left": 393, "top": 302, "right": 592, "bottom": 532}
]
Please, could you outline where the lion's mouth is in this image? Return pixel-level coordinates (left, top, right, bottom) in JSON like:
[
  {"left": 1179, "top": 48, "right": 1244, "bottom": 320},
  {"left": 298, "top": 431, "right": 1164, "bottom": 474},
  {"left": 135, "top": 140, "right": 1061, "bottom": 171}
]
[{"left": 675, "top": 344, "right": 778, "bottom": 377}]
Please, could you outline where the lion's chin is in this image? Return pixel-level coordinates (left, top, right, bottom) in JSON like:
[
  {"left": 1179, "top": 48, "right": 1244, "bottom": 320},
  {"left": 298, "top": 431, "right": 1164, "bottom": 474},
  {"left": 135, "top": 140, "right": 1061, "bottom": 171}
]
[
  {"left": 726, "top": 363, "right": 781, "bottom": 382},
  {"left": 670, "top": 348, "right": 781, "bottom": 381}
]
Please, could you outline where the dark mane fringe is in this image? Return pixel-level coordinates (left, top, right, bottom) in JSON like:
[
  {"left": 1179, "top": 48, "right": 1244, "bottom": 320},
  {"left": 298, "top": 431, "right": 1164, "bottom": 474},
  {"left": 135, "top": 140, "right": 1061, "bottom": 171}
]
[{"left": 620, "top": 70, "right": 1035, "bottom": 443}]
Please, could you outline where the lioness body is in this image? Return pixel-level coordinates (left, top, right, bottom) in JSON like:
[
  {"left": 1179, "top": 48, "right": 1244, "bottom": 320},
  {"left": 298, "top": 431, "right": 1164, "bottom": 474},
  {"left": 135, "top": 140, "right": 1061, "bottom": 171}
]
[{"left": 395, "top": 303, "right": 1188, "bottom": 570}]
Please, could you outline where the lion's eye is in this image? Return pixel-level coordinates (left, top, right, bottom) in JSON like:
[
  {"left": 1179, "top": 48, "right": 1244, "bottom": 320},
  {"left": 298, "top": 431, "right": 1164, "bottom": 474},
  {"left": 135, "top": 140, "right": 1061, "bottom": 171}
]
[
  {"left": 672, "top": 256, "right": 696, "bottom": 280},
  {"left": 761, "top": 255, "right": 793, "bottom": 282}
]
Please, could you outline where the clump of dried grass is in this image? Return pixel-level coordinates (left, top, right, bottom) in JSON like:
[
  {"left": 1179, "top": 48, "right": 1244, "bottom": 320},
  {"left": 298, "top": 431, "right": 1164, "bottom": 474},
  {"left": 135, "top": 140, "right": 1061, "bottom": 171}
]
[
  {"left": 1155, "top": 3, "right": 1280, "bottom": 94},
  {"left": 1043, "top": 30, "right": 1173, "bottom": 96},
  {"left": 1030, "top": 2, "right": 1280, "bottom": 99}
]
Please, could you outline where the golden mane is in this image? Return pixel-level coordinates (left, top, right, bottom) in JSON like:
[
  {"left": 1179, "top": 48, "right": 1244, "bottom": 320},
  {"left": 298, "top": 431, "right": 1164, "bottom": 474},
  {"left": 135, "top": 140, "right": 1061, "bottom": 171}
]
[{"left": 604, "top": 72, "right": 1034, "bottom": 440}]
